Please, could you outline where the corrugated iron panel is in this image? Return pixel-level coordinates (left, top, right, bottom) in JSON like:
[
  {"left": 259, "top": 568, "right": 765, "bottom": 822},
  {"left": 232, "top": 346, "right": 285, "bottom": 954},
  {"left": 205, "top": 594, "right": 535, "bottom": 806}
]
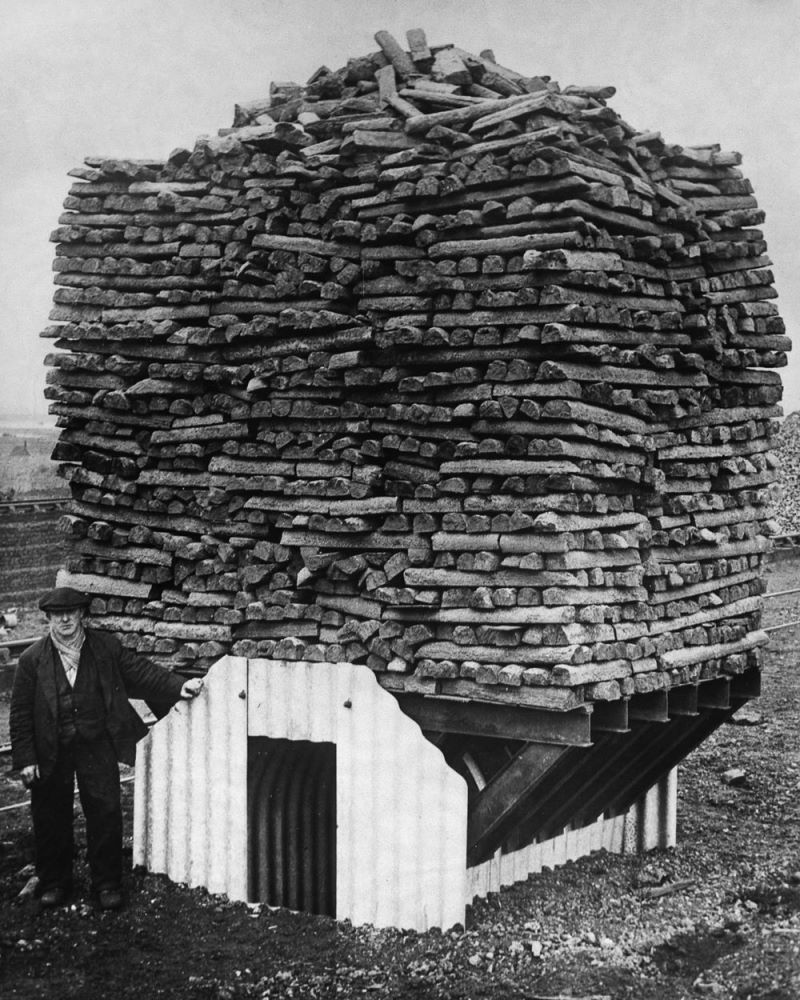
[
  {"left": 622, "top": 766, "right": 677, "bottom": 853},
  {"left": 332, "top": 662, "right": 466, "bottom": 931},
  {"left": 248, "top": 659, "right": 467, "bottom": 930},
  {"left": 467, "top": 767, "right": 677, "bottom": 901},
  {"left": 248, "top": 659, "right": 337, "bottom": 741},
  {"left": 136, "top": 657, "right": 468, "bottom": 930},
  {"left": 134, "top": 655, "right": 679, "bottom": 926},
  {"left": 467, "top": 814, "right": 621, "bottom": 901},
  {"left": 248, "top": 737, "right": 336, "bottom": 915},
  {"left": 133, "top": 655, "right": 249, "bottom": 899}
]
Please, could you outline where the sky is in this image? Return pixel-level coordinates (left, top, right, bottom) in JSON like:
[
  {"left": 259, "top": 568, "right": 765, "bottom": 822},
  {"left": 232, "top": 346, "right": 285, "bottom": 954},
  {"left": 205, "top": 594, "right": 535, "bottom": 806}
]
[{"left": 1, "top": 0, "right": 799, "bottom": 423}]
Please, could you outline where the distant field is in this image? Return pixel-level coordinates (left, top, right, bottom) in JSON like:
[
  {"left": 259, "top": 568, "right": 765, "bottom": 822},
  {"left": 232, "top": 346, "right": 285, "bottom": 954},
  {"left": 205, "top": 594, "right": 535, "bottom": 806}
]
[
  {"left": 0, "top": 424, "right": 67, "bottom": 500},
  {"left": 0, "top": 424, "right": 70, "bottom": 606}
]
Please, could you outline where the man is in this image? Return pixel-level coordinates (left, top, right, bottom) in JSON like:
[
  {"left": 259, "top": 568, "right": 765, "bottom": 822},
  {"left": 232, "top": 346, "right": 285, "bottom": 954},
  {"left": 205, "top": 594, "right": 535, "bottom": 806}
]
[{"left": 10, "top": 586, "right": 204, "bottom": 911}]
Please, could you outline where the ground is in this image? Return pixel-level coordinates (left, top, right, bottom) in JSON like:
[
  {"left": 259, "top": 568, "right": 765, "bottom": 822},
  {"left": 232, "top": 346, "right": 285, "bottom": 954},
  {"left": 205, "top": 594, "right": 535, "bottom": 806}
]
[{"left": 1, "top": 559, "right": 799, "bottom": 999}]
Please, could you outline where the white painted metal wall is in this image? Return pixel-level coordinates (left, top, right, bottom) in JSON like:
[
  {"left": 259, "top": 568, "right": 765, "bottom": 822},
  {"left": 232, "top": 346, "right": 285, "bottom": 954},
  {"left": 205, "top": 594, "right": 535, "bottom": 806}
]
[
  {"left": 133, "top": 656, "right": 249, "bottom": 899},
  {"left": 467, "top": 767, "right": 677, "bottom": 902},
  {"left": 622, "top": 766, "right": 678, "bottom": 854},
  {"left": 247, "top": 658, "right": 468, "bottom": 930},
  {"left": 134, "top": 656, "right": 468, "bottom": 931}
]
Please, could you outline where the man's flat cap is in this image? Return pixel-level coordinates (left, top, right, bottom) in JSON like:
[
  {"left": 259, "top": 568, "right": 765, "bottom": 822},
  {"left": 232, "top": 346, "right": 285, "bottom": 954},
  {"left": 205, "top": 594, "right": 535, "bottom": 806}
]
[{"left": 38, "top": 587, "right": 91, "bottom": 612}]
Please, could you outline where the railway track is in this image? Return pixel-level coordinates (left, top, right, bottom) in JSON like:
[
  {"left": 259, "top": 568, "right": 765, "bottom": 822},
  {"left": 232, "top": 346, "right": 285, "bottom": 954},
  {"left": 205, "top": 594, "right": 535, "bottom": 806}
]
[
  {"left": 0, "top": 496, "right": 69, "bottom": 515},
  {"left": 771, "top": 530, "right": 800, "bottom": 550}
]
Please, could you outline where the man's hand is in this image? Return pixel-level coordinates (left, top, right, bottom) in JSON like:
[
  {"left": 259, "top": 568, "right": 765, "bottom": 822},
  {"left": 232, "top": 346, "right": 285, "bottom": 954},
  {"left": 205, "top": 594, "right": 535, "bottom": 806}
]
[
  {"left": 179, "top": 678, "right": 204, "bottom": 700},
  {"left": 20, "top": 765, "right": 39, "bottom": 789}
]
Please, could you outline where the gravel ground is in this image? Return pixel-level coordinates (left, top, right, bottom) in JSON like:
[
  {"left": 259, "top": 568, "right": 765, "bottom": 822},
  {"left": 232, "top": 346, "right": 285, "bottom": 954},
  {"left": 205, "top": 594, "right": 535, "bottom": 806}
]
[
  {"left": 1, "top": 560, "right": 799, "bottom": 999},
  {"left": 773, "top": 411, "right": 800, "bottom": 534}
]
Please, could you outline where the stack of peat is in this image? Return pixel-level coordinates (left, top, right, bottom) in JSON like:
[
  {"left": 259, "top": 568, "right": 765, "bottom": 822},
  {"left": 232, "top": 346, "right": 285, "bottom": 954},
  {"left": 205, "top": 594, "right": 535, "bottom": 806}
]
[{"left": 44, "top": 30, "right": 787, "bottom": 716}]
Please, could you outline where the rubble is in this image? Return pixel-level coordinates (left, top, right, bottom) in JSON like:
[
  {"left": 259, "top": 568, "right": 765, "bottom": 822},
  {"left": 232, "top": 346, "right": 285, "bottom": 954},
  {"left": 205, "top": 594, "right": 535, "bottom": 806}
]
[{"left": 772, "top": 410, "right": 800, "bottom": 532}]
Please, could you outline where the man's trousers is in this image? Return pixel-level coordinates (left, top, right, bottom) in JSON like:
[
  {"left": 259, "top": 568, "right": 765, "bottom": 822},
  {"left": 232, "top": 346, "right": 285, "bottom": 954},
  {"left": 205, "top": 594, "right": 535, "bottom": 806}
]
[{"left": 30, "top": 737, "right": 122, "bottom": 893}]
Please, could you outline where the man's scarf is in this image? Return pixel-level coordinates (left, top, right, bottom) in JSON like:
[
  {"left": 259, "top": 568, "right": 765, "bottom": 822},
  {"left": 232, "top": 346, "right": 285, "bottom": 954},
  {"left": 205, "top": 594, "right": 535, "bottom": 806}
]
[{"left": 50, "top": 625, "right": 86, "bottom": 687}]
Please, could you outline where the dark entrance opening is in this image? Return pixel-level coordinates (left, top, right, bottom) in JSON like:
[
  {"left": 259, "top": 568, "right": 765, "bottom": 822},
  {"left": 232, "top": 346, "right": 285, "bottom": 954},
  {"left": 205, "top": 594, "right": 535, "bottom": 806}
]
[{"left": 247, "top": 737, "right": 336, "bottom": 916}]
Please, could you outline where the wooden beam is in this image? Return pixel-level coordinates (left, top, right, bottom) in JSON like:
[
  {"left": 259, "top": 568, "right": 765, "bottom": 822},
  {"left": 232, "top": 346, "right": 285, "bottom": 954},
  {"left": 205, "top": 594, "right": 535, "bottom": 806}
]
[
  {"left": 467, "top": 742, "right": 570, "bottom": 864},
  {"left": 398, "top": 694, "right": 592, "bottom": 746}
]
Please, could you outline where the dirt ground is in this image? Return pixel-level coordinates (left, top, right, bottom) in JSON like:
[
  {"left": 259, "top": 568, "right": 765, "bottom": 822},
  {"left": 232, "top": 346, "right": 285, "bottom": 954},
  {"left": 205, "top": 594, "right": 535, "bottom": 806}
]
[{"left": 1, "top": 559, "right": 799, "bottom": 999}]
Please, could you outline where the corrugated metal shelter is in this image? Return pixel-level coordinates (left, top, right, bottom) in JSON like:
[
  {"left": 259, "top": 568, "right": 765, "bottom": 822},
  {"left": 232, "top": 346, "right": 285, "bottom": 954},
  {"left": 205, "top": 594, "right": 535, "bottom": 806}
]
[
  {"left": 134, "top": 654, "right": 678, "bottom": 930},
  {"left": 135, "top": 656, "right": 467, "bottom": 930}
]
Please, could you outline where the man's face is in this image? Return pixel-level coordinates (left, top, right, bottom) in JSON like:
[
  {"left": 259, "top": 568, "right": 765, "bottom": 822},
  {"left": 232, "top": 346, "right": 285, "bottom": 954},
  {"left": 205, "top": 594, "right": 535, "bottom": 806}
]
[{"left": 47, "top": 608, "right": 84, "bottom": 640}]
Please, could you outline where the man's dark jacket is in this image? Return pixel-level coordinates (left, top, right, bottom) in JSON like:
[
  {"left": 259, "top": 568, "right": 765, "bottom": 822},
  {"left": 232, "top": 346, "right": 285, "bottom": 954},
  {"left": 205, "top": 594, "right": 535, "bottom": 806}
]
[{"left": 10, "top": 629, "right": 185, "bottom": 777}]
